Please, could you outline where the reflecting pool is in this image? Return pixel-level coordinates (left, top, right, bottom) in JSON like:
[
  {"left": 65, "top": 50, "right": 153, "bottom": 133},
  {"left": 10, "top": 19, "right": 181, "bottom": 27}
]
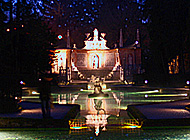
[
  {"left": 19, "top": 86, "right": 190, "bottom": 139},
  {"left": 50, "top": 87, "right": 189, "bottom": 118}
]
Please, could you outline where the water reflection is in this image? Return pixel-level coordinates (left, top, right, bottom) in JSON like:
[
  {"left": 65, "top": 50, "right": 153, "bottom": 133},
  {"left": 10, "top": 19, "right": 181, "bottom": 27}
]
[
  {"left": 63, "top": 90, "right": 142, "bottom": 136},
  {"left": 6, "top": 87, "right": 190, "bottom": 139},
  {"left": 87, "top": 97, "right": 108, "bottom": 136},
  {"left": 86, "top": 114, "right": 109, "bottom": 136},
  {"left": 53, "top": 89, "right": 188, "bottom": 112},
  {"left": 51, "top": 88, "right": 189, "bottom": 136}
]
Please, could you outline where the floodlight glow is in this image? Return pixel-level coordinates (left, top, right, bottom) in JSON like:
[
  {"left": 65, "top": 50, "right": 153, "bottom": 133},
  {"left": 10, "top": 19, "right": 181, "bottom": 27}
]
[
  {"left": 88, "top": 85, "right": 91, "bottom": 90},
  {"left": 22, "top": 96, "right": 39, "bottom": 99},
  {"left": 187, "top": 81, "right": 190, "bottom": 85},
  {"left": 122, "top": 125, "right": 141, "bottom": 129},
  {"left": 102, "top": 84, "right": 106, "bottom": 89},
  {"left": 131, "top": 90, "right": 159, "bottom": 94},
  {"left": 70, "top": 126, "right": 88, "bottom": 130},
  {"left": 81, "top": 88, "right": 111, "bottom": 92},
  {"left": 148, "top": 94, "right": 188, "bottom": 97},
  {"left": 124, "top": 80, "right": 128, "bottom": 84},
  {"left": 58, "top": 35, "right": 63, "bottom": 39},
  {"left": 20, "top": 81, "right": 25, "bottom": 85},
  {"left": 32, "top": 91, "right": 38, "bottom": 94}
]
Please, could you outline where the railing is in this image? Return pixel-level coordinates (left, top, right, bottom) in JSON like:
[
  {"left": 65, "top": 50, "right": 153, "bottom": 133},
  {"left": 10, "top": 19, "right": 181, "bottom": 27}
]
[
  {"left": 107, "top": 119, "right": 141, "bottom": 129},
  {"left": 69, "top": 118, "right": 141, "bottom": 130},
  {"left": 69, "top": 119, "right": 87, "bottom": 129}
]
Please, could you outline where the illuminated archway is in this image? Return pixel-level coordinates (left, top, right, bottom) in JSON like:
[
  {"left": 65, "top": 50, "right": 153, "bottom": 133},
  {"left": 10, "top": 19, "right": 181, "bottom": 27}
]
[{"left": 92, "top": 54, "right": 99, "bottom": 69}]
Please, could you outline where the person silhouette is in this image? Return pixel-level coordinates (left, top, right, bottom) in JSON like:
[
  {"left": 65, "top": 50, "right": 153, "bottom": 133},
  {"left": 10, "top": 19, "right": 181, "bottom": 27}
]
[{"left": 39, "top": 76, "right": 52, "bottom": 118}]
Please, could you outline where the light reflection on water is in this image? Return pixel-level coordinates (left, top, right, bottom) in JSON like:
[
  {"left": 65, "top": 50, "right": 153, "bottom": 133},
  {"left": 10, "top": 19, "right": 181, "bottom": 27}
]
[
  {"left": 1, "top": 129, "right": 190, "bottom": 140},
  {"left": 19, "top": 87, "right": 190, "bottom": 139},
  {"left": 52, "top": 89, "right": 189, "bottom": 112}
]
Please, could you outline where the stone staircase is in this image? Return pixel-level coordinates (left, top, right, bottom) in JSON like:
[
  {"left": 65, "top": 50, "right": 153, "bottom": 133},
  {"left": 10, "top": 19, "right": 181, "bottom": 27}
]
[
  {"left": 73, "top": 69, "right": 120, "bottom": 81},
  {"left": 79, "top": 69, "right": 112, "bottom": 79}
]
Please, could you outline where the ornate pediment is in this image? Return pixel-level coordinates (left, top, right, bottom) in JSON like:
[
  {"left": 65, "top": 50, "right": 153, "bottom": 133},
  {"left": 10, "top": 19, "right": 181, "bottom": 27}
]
[{"left": 83, "top": 28, "right": 109, "bottom": 50}]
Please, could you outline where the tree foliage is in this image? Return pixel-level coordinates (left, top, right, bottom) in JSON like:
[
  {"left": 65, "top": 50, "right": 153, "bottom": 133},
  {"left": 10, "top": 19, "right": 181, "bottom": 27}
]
[
  {"left": 35, "top": 0, "right": 148, "bottom": 48},
  {"left": 0, "top": 1, "right": 57, "bottom": 86},
  {"left": 93, "top": 0, "right": 146, "bottom": 47},
  {"left": 143, "top": 0, "right": 189, "bottom": 85},
  {"left": 39, "top": 0, "right": 103, "bottom": 47}
]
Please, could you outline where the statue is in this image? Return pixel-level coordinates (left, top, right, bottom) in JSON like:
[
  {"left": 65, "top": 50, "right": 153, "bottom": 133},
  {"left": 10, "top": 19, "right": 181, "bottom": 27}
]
[
  {"left": 94, "top": 81, "right": 103, "bottom": 94},
  {"left": 94, "top": 99, "right": 106, "bottom": 115},
  {"left": 88, "top": 77, "right": 109, "bottom": 99}
]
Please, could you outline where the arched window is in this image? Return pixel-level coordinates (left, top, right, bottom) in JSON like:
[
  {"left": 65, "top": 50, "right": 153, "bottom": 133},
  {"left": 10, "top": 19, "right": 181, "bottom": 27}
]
[{"left": 92, "top": 54, "right": 99, "bottom": 69}]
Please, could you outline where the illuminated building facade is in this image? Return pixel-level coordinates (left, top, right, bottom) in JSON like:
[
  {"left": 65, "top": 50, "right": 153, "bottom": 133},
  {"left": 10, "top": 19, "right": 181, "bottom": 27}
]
[
  {"left": 168, "top": 55, "right": 180, "bottom": 74},
  {"left": 51, "top": 28, "right": 142, "bottom": 83}
]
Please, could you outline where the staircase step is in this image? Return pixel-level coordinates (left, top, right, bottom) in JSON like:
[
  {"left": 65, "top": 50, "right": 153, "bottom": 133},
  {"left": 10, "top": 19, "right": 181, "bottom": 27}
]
[{"left": 79, "top": 70, "right": 112, "bottom": 79}]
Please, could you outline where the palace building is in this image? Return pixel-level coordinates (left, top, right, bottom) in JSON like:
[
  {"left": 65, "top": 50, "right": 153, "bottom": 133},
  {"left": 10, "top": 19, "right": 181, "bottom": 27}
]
[{"left": 51, "top": 28, "right": 142, "bottom": 84}]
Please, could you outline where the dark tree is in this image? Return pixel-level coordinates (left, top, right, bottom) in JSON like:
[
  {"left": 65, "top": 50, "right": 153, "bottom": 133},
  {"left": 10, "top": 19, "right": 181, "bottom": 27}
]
[
  {"left": 30, "top": 0, "right": 149, "bottom": 49},
  {"left": 144, "top": 0, "right": 189, "bottom": 85},
  {"left": 93, "top": 0, "right": 145, "bottom": 47},
  {"left": 183, "top": 6, "right": 190, "bottom": 74},
  {"left": 0, "top": 1, "right": 57, "bottom": 91},
  {"left": 39, "top": 0, "right": 103, "bottom": 47}
]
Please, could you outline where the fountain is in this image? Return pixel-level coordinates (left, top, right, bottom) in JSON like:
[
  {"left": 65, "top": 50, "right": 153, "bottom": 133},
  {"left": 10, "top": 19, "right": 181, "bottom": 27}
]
[{"left": 88, "top": 77, "right": 109, "bottom": 99}]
